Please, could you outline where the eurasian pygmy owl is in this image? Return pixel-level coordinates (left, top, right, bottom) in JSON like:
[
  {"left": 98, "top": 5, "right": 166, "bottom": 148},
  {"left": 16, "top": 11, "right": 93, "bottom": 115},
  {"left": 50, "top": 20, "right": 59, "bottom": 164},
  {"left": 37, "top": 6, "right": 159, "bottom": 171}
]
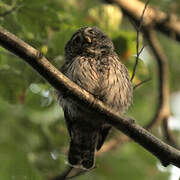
[{"left": 57, "top": 27, "right": 133, "bottom": 170}]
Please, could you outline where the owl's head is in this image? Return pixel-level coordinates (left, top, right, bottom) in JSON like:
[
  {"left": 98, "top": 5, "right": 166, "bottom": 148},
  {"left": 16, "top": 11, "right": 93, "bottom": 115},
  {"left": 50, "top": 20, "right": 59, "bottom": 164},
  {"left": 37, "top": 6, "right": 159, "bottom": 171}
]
[{"left": 65, "top": 27, "right": 114, "bottom": 60}]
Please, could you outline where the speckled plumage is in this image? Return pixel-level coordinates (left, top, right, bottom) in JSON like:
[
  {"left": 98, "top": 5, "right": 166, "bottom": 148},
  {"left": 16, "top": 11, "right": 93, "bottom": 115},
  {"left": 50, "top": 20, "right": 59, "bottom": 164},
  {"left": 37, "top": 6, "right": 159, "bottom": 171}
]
[{"left": 57, "top": 27, "right": 133, "bottom": 169}]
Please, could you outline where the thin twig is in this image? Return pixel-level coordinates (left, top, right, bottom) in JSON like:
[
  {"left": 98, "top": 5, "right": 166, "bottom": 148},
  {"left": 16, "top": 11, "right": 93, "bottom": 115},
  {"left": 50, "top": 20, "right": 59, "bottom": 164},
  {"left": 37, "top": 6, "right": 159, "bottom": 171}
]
[
  {"left": 131, "top": 0, "right": 149, "bottom": 82},
  {"left": 138, "top": 45, "right": 145, "bottom": 56},
  {"left": 133, "top": 77, "right": 151, "bottom": 89}
]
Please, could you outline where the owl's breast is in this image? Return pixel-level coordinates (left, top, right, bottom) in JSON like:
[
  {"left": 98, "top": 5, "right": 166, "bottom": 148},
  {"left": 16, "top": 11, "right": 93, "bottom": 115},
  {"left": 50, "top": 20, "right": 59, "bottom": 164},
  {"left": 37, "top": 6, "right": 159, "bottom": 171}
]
[
  {"left": 63, "top": 56, "right": 100, "bottom": 95},
  {"left": 60, "top": 55, "right": 133, "bottom": 115}
]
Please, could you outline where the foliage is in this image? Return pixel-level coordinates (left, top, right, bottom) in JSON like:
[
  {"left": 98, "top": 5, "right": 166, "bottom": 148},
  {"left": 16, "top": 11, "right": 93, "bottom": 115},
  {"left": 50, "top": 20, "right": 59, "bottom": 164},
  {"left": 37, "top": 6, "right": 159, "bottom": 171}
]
[{"left": 0, "top": 0, "right": 179, "bottom": 179}]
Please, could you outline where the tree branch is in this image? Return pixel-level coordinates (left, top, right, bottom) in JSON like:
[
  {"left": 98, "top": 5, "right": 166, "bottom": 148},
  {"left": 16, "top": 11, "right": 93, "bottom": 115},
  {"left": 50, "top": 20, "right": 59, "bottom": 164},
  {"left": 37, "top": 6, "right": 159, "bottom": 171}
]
[
  {"left": 144, "top": 29, "right": 171, "bottom": 129},
  {"left": 105, "top": 0, "right": 180, "bottom": 43},
  {"left": 133, "top": 77, "right": 151, "bottom": 90},
  {"left": 0, "top": 26, "right": 180, "bottom": 168},
  {"left": 144, "top": 29, "right": 178, "bottom": 148}
]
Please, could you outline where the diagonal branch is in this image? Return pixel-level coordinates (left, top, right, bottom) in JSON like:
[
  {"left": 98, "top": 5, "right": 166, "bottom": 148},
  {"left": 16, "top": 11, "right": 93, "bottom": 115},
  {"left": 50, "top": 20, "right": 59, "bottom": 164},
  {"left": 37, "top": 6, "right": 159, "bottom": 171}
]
[
  {"left": 0, "top": 26, "right": 180, "bottom": 168},
  {"left": 105, "top": 0, "right": 180, "bottom": 43},
  {"left": 133, "top": 77, "right": 151, "bottom": 90}
]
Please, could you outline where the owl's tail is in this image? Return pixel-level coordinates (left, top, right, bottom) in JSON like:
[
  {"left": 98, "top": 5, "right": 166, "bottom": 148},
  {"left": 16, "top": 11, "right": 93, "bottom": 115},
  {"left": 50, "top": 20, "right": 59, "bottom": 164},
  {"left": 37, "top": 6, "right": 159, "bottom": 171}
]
[{"left": 68, "top": 130, "right": 98, "bottom": 170}]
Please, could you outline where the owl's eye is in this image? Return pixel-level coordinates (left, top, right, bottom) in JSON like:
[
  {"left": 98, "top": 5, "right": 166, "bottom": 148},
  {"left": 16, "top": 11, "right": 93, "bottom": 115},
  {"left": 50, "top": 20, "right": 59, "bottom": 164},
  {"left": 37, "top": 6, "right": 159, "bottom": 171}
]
[
  {"left": 88, "top": 29, "right": 95, "bottom": 35},
  {"left": 73, "top": 36, "right": 81, "bottom": 45}
]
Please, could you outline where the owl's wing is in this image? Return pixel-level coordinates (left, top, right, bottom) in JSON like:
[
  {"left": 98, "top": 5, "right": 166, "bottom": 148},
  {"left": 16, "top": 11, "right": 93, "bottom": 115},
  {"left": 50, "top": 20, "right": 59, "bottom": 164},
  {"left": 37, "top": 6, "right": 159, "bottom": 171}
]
[
  {"left": 64, "top": 107, "right": 73, "bottom": 137},
  {"left": 96, "top": 124, "right": 111, "bottom": 150},
  {"left": 56, "top": 61, "right": 72, "bottom": 102}
]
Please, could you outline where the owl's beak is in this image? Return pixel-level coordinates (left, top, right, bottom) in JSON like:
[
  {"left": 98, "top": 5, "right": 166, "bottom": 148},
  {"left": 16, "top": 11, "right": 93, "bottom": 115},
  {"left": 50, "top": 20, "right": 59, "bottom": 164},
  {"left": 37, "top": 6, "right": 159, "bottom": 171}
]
[{"left": 84, "top": 36, "right": 92, "bottom": 43}]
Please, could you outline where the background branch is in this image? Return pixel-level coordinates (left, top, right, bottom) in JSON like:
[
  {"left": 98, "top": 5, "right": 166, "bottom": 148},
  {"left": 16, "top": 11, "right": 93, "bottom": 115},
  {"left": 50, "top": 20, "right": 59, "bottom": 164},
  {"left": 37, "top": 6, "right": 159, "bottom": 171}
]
[
  {"left": 105, "top": 0, "right": 180, "bottom": 43},
  {"left": 145, "top": 29, "right": 171, "bottom": 129},
  {"left": 144, "top": 29, "right": 178, "bottom": 148}
]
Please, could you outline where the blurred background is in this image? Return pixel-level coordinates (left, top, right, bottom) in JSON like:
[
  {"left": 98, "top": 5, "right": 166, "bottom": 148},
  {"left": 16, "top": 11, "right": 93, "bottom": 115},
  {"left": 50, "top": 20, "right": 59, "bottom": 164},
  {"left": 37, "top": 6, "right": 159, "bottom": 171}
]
[{"left": 0, "top": 0, "right": 180, "bottom": 179}]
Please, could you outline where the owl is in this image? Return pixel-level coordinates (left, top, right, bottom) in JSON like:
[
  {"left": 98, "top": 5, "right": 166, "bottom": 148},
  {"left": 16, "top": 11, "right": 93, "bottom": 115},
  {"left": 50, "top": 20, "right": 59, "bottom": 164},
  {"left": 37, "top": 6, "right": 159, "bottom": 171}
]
[{"left": 57, "top": 27, "right": 133, "bottom": 170}]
